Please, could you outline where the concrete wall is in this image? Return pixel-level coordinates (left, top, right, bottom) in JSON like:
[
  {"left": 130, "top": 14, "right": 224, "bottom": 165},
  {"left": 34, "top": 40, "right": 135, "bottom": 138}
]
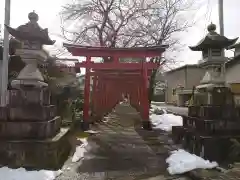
[
  {"left": 226, "top": 62, "right": 240, "bottom": 105},
  {"left": 184, "top": 67, "right": 206, "bottom": 89},
  {"left": 165, "top": 68, "right": 185, "bottom": 104},
  {"left": 226, "top": 62, "right": 240, "bottom": 84},
  {"left": 165, "top": 65, "right": 205, "bottom": 104},
  {"left": 234, "top": 48, "right": 240, "bottom": 57}
]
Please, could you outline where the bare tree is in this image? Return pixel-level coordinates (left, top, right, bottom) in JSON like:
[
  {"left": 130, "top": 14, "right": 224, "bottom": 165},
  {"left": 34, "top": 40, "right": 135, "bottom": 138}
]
[{"left": 60, "top": 0, "right": 196, "bottom": 102}]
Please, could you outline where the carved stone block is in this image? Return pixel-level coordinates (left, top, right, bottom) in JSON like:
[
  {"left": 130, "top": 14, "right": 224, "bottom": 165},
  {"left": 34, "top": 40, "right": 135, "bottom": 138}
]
[
  {"left": 9, "top": 105, "right": 56, "bottom": 121},
  {"left": 183, "top": 116, "right": 240, "bottom": 135},
  {"left": 8, "top": 89, "right": 50, "bottom": 107},
  {"left": 182, "top": 129, "right": 194, "bottom": 150},
  {"left": 199, "top": 106, "right": 221, "bottom": 119},
  {"left": 172, "top": 126, "right": 185, "bottom": 143},
  {"left": 0, "top": 128, "right": 71, "bottom": 170},
  {"left": 188, "top": 105, "right": 200, "bottom": 117},
  {"left": 193, "top": 135, "right": 233, "bottom": 162},
  {"left": 0, "top": 107, "right": 8, "bottom": 121},
  {"left": 0, "top": 116, "right": 61, "bottom": 140}
]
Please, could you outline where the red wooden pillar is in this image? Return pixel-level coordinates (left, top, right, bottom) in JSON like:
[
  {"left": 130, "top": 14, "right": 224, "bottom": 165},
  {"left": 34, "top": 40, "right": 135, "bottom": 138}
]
[
  {"left": 101, "top": 77, "right": 107, "bottom": 117},
  {"left": 136, "top": 85, "right": 141, "bottom": 112},
  {"left": 92, "top": 76, "right": 97, "bottom": 117},
  {"left": 116, "top": 84, "right": 121, "bottom": 106},
  {"left": 96, "top": 77, "right": 102, "bottom": 118},
  {"left": 141, "top": 63, "right": 151, "bottom": 130},
  {"left": 102, "top": 79, "right": 106, "bottom": 114},
  {"left": 97, "top": 76, "right": 103, "bottom": 117},
  {"left": 83, "top": 56, "right": 91, "bottom": 129},
  {"left": 109, "top": 81, "right": 116, "bottom": 111},
  {"left": 132, "top": 83, "right": 137, "bottom": 111},
  {"left": 105, "top": 80, "right": 110, "bottom": 114}
]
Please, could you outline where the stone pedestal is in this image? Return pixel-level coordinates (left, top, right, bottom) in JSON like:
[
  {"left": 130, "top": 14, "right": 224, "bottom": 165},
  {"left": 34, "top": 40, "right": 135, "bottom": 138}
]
[
  {"left": 173, "top": 87, "right": 240, "bottom": 162},
  {"left": 0, "top": 128, "right": 70, "bottom": 170},
  {"left": 0, "top": 89, "right": 71, "bottom": 169}
]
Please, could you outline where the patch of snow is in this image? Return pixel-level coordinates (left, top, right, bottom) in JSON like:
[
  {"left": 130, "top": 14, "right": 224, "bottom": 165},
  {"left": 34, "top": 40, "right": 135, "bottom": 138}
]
[
  {"left": 150, "top": 113, "right": 183, "bottom": 132},
  {"left": 150, "top": 105, "right": 168, "bottom": 114},
  {"left": 84, "top": 130, "right": 99, "bottom": 134},
  {"left": 152, "top": 101, "right": 165, "bottom": 104},
  {"left": 72, "top": 138, "right": 88, "bottom": 163},
  {"left": 161, "top": 108, "right": 167, "bottom": 114},
  {"left": 166, "top": 149, "right": 218, "bottom": 175},
  {"left": 150, "top": 104, "right": 158, "bottom": 110},
  {"left": 0, "top": 167, "right": 62, "bottom": 180}
]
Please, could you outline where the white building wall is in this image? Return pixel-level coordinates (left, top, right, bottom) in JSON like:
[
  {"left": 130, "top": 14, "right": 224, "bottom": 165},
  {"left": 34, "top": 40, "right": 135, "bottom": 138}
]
[{"left": 226, "top": 63, "right": 240, "bottom": 84}]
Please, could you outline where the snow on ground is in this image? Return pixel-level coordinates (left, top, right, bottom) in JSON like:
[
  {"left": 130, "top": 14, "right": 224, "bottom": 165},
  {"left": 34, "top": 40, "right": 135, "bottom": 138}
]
[
  {"left": 84, "top": 130, "right": 99, "bottom": 134},
  {"left": 150, "top": 113, "right": 183, "bottom": 132},
  {"left": 0, "top": 167, "right": 62, "bottom": 180},
  {"left": 150, "top": 104, "right": 218, "bottom": 174},
  {"left": 150, "top": 104, "right": 165, "bottom": 112},
  {"left": 72, "top": 138, "right": 89, "bottom": 163},
  {"left": 166, "top": 149, "right": 218, "bottom": 175}
]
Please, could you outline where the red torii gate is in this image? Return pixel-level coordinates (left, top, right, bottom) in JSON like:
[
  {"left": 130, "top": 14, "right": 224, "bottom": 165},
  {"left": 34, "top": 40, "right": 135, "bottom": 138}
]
[{"left": 63, "top": 44, "right": 167, "bottom": 130}]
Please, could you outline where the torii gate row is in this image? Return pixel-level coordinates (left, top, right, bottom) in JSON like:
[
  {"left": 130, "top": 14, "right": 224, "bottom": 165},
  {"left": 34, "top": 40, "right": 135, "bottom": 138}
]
[
  {"left": 64, "top": 43, "right": 168, "bottom": 130},
  {"left": 91, "top": 76, "right": 144, "bottom": 116}
]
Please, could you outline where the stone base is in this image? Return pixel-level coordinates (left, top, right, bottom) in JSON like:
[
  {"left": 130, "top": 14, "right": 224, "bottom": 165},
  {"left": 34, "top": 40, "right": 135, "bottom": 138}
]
[
  {"left": 178, "top": 127, "right": 240, "bottom": 162},
  {"left": 8, "top": 89, "right": 50, "bottom": 106},
  {"left": 8, "top": 105, "right": 56, "bottom": 121},
  {"left": 188, "top": 106, "right": 200, "bottom": 117},
  {"left": 172, "top": 126, "right": 186, "bottom": 143},
  {"left": 0, "top": 116, "right": 61, "bottom": 140},
  {"left": 187, "top": 134, "right": 235, "bottom": 163},
  {"left": 0, "top": 107, "right": 8, "bottom": 121},
  {"left": 189, "top": 105, "right": 228, "bottom": 119},
  {"left": 0, "top": 128, "right": 71, "bottom": 170},
  {"left": 142, "top": 121, "right": 152, "bottom": 131},
  {"left": 182, "top": 115, "right": 240, "bottom": 135}
]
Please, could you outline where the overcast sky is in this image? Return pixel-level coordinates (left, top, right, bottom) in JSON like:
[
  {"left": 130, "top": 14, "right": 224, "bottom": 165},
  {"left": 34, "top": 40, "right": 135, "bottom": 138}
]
[{"left": 0, "top": 0, "right": 239, "bottom": 68}]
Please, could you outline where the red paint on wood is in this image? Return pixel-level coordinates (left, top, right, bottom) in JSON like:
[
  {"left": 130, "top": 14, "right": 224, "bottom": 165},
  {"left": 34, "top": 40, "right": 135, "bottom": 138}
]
[
  {"left": 83, "top": 56, "right": 91, "bottom": 122},
  {"left": 75, "top": 61, "right": 159, "bottom": 70},
  {"left": 64, "top": 44, "right": 167, "bottom": 124},
  {"left": 63, "top": 43, "right": 167, "bottom": 58}
]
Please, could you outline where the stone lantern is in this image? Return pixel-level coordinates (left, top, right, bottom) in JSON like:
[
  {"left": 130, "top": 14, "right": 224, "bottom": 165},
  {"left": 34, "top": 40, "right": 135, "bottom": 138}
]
[
  {"left": 0, "top": 11, "right": 70, "bottom": 169},
  {"left": 171, "top": 24, "right": 240, "bottom": 163},
  {"left": 5, "top": 11, "right": 55, "bottom": 89},
  {"left": 189, "top": 23, "right": 238, "bottom": 105}
]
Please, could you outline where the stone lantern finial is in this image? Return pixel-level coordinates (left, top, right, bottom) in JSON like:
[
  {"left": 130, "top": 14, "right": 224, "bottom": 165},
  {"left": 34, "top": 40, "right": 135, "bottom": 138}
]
[
  {"left": 28, "top": 11, "right": 39, "bottom": 23},
  {"left": 207, "top": 23, "right": 216, "bottom": 33}
]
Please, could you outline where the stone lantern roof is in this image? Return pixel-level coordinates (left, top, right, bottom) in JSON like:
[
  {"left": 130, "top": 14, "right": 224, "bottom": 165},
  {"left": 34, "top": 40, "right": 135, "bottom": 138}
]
[
  {"left": 5, "top": 11, "right": 55, "bottom": 46},
  {"left": 189, "top": 23, "right": 238, "bottom": 51},
  {"left": 227, "top": 42, "right": 240, "bottom": 50}
]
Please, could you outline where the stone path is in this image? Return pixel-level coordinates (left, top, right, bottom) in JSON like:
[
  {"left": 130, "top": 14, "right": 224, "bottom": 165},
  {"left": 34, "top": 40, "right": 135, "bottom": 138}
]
[
  {"left": 56, "top": 103, "right": 188, "bottom": 180},
  {"left": 56, "top": 103, "right": 240, "bottom": 180}
]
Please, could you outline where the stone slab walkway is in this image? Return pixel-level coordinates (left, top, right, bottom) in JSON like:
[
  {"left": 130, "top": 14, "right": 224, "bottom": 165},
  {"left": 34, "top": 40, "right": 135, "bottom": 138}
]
[
  {"left": 56, "top": 103, "right": 240, "bottom": 180},
  {"left": 56, "top": 103, "right": 188, "bottom": 180}
]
